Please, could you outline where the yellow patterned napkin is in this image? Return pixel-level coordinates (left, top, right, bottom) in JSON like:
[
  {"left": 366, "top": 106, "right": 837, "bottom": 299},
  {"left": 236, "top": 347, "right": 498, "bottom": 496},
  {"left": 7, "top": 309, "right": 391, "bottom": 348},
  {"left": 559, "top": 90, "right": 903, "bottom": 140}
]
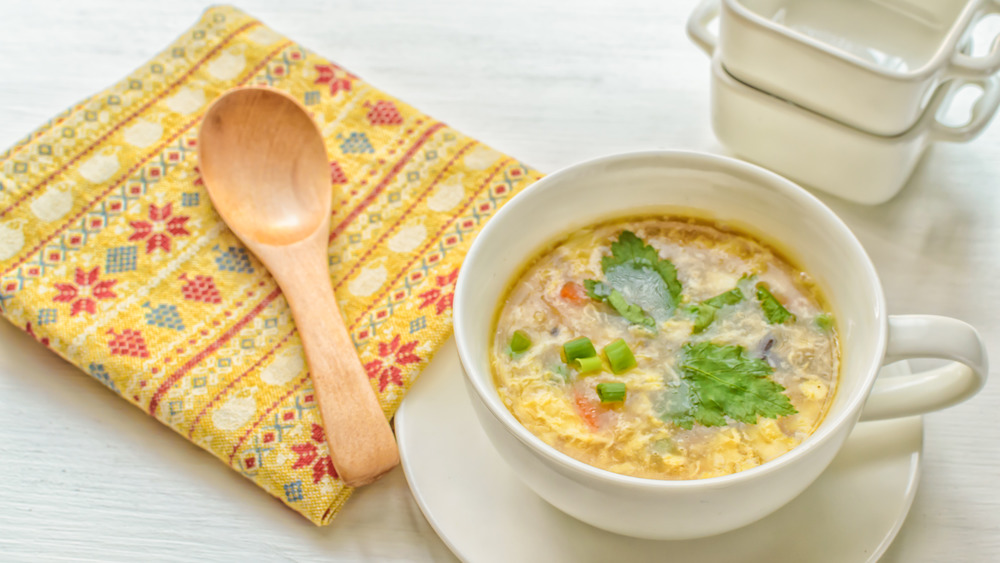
[{"left": 0, "top": 5, "right": 540, "bottom": 525}]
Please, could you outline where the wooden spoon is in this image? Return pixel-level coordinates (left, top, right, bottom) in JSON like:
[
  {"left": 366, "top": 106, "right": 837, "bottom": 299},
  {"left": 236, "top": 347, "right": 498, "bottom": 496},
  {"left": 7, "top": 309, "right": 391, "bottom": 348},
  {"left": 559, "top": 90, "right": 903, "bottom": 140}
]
[{"left": 197, "top": 87, "right": 398, "bottom": 486}]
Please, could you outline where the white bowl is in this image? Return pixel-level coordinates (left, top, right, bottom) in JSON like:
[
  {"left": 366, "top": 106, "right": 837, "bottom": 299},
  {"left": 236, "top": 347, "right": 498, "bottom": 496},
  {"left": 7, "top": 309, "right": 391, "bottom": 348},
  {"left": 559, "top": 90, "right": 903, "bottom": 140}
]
[
  {"left": 688, "top": 0, "right": 1000, "bottom": 136},
  {"left": 453, "top": 151, "right": 987, "bottom": 540},
  {"left": 708, "top": 53, "right": 1000, "bottom": 204}
]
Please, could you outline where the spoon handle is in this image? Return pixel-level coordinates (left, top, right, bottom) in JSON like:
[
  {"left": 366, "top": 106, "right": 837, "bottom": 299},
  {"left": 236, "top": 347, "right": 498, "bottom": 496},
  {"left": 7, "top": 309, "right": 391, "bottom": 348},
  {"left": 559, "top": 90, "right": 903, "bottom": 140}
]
[{"left": 267, "top": 242, "right": 399, "bottom": 487}]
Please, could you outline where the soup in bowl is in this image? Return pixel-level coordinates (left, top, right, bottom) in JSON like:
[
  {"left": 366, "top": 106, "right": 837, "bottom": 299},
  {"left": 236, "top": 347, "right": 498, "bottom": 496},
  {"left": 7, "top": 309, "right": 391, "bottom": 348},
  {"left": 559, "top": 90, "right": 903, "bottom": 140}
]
[
  {"left": 454, "top": 151, "right": 987, "bottom": 540},
  {"left": 491, "top": 217, "right": 839, "bottom": 481}
]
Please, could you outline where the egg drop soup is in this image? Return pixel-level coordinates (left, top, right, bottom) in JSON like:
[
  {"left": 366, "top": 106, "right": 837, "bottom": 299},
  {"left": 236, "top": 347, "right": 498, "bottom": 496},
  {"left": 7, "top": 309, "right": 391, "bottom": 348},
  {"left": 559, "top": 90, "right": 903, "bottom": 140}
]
[{"left": 491, "top": 217, "right": 839, "bottom": 480}]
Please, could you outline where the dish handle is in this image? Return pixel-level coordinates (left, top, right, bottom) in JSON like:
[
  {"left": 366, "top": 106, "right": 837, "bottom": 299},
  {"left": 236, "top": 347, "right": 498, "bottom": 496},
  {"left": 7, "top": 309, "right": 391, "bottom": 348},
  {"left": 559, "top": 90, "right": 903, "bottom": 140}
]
[
  {"left": 951, "top": 0, "right": 1000, "bottom": 76},
  {"left": 928, "top": 76, "right": 1000, "bottom": 143},
  {"left": 860, "top": 315, "right": 988, "bottom": 421},
  {"left": 686, "top": 0, "right": 720, "bottom": 56}
]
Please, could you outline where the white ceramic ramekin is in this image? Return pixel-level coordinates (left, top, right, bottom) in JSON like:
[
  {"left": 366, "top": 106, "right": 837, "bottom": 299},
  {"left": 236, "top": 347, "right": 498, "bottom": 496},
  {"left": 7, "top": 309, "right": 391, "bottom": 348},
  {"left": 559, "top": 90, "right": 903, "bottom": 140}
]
[
  {"left": 709, "top": 53, "right": 1000, "bottom": 204},
  {"left": 454, "top": 151, "right": 988, "bottom": 540},
  {"left": 688, "top": 0, "right": 1000, "bottom": 136}
]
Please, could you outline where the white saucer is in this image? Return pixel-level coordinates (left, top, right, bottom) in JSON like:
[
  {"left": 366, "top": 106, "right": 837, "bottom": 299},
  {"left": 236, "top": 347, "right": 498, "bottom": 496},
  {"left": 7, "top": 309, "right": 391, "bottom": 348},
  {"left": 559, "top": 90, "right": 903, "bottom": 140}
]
[{"left": 396, "top": 338, "right": 922, "bottom": 563}]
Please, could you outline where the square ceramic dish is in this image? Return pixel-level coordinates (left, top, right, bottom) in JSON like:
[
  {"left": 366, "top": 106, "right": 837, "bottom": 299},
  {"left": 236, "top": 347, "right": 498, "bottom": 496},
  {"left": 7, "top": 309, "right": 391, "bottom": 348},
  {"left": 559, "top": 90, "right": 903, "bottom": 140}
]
[
  {"left": 688, "top": 0, "right": 1000, "bottom": 136},
  {"left": 708, "top": 54, "right": 1000, "bottom": 204}
]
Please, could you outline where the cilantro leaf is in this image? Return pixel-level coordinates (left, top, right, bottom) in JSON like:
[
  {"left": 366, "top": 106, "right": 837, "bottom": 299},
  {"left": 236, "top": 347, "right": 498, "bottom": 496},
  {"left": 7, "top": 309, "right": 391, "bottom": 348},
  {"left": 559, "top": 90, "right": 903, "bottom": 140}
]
[
  {"left": 585, "top": 231, "right": 682, "bottom": 326},
  {"left": 755, "top": 282, "right": 795, "bottom": 324},
  {"left": 601, "top": 231, "right": 681, "bottom": 320},
  {"left": 687, "top": 304, "right": 716, "bottom": 333},
  {"left": 584, "top": 280, "right": 655, "bottom": 328},
  {"left": 686, "top": 288, "right": 744, "bottom": 333},
  {"left": 663, "top": 342, "right": 797, "bottom": 429},
  {"left": 704, "top": 288, "right": 743, "bottom": 308}
]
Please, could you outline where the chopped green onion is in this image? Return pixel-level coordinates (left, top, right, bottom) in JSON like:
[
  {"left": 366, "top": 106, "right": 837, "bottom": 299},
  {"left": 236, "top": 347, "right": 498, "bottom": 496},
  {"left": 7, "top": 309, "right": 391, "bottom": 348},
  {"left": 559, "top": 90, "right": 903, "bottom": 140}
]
[
  {"left": 596, "top": 381, "right": 627, "bottom": 403},
  {"left": 563, "top": 336, "right": 597, "bottom": 363},
  {"left": 603, "top": 338, "right": 637, "bottom": 374},
  {"left": 704, "top": 288, "right": 743, "bottom": 308},
  {"left": 574, "top": 355, "right": 603, "bottom": 373},
  {"left": 815, "top": 313, "right": 834, "bottom": 331},
  {"left": 756, "top": 282, "right": 795, "bottom": 324},
  {"left": 510, "top": 330, "right": 532, "bottom": 353},
  {"left": 688, "top": 304, "right": 716, "bottom": 334}
]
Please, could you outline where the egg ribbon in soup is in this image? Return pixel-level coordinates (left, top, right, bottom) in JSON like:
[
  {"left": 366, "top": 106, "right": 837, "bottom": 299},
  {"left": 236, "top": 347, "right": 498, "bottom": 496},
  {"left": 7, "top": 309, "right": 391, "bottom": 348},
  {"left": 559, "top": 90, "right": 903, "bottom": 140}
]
[{"left": 490, "top": 217, "right": 839, "bottom": 480}]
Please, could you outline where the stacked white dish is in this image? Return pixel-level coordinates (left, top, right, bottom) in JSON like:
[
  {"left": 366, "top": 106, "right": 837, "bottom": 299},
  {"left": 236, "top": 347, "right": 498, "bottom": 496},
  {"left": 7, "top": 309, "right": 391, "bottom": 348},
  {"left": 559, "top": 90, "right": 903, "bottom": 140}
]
[{"left": 687, "top": 0, "right": 1000, "bottom": 204}]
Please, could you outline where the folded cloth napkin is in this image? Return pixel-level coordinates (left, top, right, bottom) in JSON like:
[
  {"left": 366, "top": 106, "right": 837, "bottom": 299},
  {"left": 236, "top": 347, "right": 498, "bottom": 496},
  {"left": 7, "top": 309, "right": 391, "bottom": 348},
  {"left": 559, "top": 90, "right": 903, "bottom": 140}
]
[{"left": 0, "top": 5, "right": 540, "bottom": 525}]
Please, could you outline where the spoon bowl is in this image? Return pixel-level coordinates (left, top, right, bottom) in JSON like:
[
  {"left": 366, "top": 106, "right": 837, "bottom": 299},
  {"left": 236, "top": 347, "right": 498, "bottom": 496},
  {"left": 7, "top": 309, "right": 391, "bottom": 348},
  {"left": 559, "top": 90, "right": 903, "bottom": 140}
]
[
  {"left": 199, "top": 88, "right": 329, "bottom": 246},
  {"left": 198, "top": 87, "right": 399, "bottom": 487}
]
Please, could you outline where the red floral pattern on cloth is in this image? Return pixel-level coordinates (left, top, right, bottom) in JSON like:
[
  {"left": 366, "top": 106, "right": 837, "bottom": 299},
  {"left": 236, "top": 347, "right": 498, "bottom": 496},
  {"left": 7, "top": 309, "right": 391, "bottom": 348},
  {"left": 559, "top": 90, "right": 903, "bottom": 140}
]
[
  {"left": 329, "top": 161, "right": 348, "bottom": 185},
  {"left": 417, "top": 268, "right": 458, "bottom": 315},
  {"left": 129, "top": 203, "right": 190, "bottom": 253},
  {"left": 366, "top": 100, "right": 404, "bottom": 126},
  {"left": 314, "top": 63, "right": 356, "bottom": 96},
  {"left": 291, "top": 423, "right": 338, "bottom": 484},
  {"left": 106, "top": 328, "right": 150, "bottom": 358},
  {"left": 364, "top": 335, "right": 421, "bottom": 391},
  {"left": 178, "top": 273, "right": 222, "bottom": 304},
  {"left": 52, "top": 267, "right": 117, "bottom": 316}
]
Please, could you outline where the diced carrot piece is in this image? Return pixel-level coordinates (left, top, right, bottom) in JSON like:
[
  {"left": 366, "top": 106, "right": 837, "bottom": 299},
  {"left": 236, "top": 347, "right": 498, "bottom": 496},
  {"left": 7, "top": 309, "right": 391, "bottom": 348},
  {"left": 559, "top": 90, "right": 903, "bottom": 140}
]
[
  {"left": 560, "top": 281, "right": 589, "bottom": 305},
  {"left": 574, "top": 393, "right": 601, "bottom": 431}
]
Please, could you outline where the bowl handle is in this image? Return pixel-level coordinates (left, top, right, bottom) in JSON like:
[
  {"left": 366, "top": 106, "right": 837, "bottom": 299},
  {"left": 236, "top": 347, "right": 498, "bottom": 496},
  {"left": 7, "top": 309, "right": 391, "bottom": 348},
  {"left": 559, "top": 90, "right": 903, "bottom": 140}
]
[
  {"left": 686, "top": 0, "right": 720, "bottom": 56},
  {"left": 950, "top": 0, "right": 1000, "bottom": 76},
  {"left": 860, "top": 315, "right": 988, "bottom": 421},
  {"left": 928, "top": 76, "right": 1000, "bottom": 143}
]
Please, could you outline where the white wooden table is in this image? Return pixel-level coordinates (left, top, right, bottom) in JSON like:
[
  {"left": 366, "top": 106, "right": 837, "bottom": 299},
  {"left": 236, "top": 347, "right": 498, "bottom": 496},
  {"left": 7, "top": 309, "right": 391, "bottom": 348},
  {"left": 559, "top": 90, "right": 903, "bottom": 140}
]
[{"left": 1, "top": 1, "right": 997, "bottom": 561}]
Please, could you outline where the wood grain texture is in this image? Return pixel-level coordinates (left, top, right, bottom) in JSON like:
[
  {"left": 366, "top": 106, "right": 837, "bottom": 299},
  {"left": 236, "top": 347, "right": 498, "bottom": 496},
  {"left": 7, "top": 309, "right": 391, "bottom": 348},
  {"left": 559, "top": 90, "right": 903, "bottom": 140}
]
[{"left": 0, "top": 1, "right": 997, "bottom": 561}]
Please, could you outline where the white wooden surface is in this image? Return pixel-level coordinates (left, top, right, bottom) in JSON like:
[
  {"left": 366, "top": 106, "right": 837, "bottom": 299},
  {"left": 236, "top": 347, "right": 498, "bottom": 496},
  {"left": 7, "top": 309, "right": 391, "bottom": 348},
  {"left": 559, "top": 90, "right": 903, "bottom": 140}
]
[{"left": 0, "top": 1, "right": 997, "bottom": 561}]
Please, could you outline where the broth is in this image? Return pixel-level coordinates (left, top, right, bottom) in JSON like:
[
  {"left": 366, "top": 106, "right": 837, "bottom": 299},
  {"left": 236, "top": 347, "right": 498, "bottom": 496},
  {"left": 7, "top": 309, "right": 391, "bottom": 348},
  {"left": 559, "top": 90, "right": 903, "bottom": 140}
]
[{"left": 490, "top": 217, "right": 840, "bottom": 480}]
